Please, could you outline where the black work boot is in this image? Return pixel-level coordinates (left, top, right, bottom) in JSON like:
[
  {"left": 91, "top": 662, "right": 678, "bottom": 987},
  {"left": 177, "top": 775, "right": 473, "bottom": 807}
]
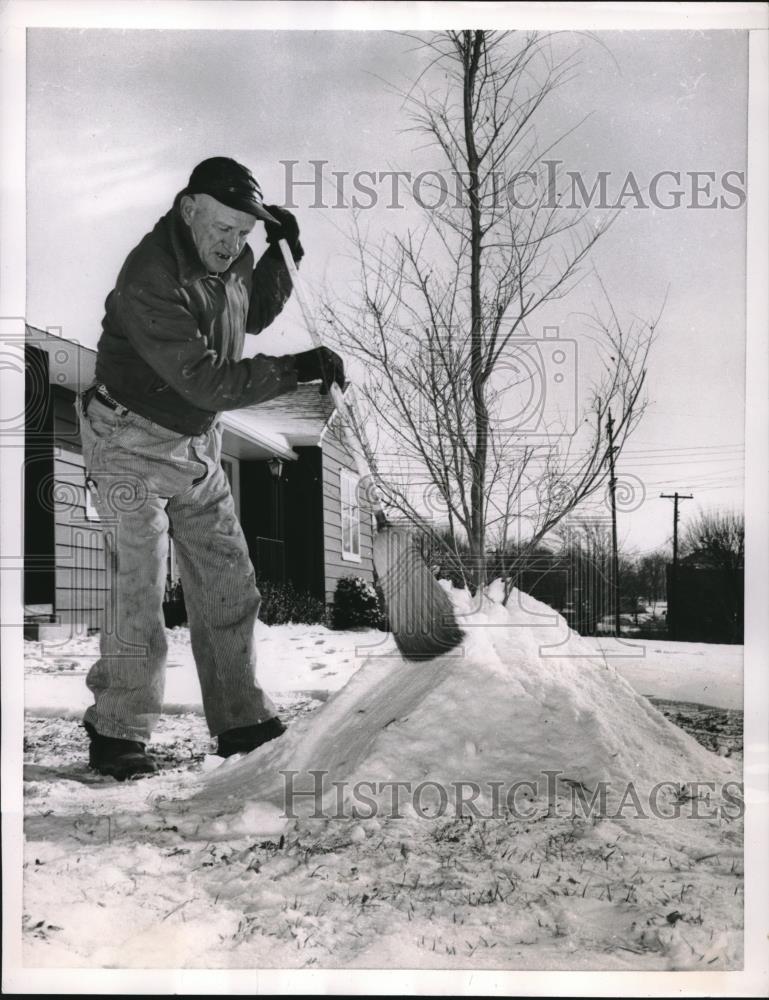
[
  {"left": 85, "top": 723, "right": 158, "bottom": 780},
  {"left": 217, "top": 718, "right": 287, "bottom": 758}
]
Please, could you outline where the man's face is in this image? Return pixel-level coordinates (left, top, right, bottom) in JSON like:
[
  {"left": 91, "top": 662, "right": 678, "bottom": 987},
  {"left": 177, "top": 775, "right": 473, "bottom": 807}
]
[{"left": 180, "top": 193, "right": 257, "bottom": 273}]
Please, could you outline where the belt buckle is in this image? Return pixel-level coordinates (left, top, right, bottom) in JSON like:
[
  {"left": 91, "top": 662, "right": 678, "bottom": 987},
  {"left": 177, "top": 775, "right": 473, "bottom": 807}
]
[{"left": 96, "top": 384, "right": 128, "bottom": 416}]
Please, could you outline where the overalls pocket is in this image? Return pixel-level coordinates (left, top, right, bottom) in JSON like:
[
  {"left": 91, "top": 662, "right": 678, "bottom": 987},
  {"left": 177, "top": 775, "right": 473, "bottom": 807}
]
[{"left": 76, "top": 388, "right": 130, "bottom": 474}]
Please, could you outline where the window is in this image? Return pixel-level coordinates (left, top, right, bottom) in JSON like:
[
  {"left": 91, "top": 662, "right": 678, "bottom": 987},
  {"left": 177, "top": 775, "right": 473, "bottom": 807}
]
[{"left": 340, "top": 470, "right": 361, "bottom": 561}]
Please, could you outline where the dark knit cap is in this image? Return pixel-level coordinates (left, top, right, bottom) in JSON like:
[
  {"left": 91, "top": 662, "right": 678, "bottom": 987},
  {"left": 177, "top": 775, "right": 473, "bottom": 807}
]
[{"left": 185, "top": 157, "right": 277, "bottom": 222}]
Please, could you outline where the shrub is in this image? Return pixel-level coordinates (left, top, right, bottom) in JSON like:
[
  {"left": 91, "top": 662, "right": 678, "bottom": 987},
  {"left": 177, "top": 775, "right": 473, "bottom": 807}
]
[
  {"left": 161, "top": 577, "right": 327, "bottom": 627},
  {"left": 256, "top": 579, "right": 327, "bottom": 626},
  {"left": 332, "top": 576, "right": 386, "bottom": 630}
]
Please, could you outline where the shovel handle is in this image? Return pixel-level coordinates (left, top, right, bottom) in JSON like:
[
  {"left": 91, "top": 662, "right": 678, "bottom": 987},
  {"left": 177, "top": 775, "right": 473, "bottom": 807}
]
[{"left": 278, "top": 239, "right": 386, "bottom": 521}]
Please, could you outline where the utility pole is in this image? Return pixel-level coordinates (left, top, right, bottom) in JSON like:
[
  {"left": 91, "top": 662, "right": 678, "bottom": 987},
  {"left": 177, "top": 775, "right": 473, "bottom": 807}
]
[
  {"left": 660, "top": 491, "right": 693, "bottom": 639},
  {"left": 607, "top": 410, "right": 620, "bottom": 637}
]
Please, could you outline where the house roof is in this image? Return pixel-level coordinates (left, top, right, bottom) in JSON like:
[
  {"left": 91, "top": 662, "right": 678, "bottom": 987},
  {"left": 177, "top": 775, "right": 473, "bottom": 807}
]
[
  {"left": 25, "top": 324, "right": 346, "bottom": 459},
  {"left": 241, "top": 385, "right": 337, "bottom": 447},
  {"left": 26, "top": 325, "right": 97, "bottom": 389}
]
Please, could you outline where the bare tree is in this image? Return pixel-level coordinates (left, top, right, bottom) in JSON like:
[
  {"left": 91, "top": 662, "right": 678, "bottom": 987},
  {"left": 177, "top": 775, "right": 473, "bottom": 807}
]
[
  {"left": 637, "top": 550, "right": 668, "bottom": 609},
  {"left": 323, "top": 30, "right": 659, "bottom": 593},
  {"left": 681, "top": 509, "right": 744, "bottom": 573}
]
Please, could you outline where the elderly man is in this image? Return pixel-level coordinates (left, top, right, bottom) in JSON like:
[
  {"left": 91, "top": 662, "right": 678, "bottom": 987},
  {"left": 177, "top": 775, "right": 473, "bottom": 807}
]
[{"left": 77, "top": 156, "right": 344, "bottom": 780}]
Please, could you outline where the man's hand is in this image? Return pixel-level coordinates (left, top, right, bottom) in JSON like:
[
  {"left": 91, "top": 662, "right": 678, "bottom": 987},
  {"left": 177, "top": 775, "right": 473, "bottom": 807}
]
[
  {"left": 263, "top": 205, "right": 304, "bottom": 263},
  {"left": 293, "top": 346, "right": 345, "bottom": 395}
]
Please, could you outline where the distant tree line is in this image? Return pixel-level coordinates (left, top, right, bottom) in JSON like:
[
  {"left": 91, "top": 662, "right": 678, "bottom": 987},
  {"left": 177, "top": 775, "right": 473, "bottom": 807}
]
[{"left": 426, "top": 507, "right": 743, "bottom": 642}]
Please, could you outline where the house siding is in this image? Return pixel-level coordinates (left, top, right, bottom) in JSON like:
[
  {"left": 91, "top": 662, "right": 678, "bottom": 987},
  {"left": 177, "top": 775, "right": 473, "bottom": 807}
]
[
  {"left": 321, "top": 420, "right": 375, "bottom": 605},
  {"left": 48, "top": 391, "right": 378, "bottom": 618},
  {"left": 24, "top": 331, "right": 380, "bottom": 628}
]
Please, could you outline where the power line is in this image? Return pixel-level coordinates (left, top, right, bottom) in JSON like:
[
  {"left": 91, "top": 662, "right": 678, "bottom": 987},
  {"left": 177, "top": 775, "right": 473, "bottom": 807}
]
[
  {"left": 623, "top": 443, "right": 744, "bottom": 454},
  {"left": 619, "top": 457, "right": 745, "bottom": 466}
]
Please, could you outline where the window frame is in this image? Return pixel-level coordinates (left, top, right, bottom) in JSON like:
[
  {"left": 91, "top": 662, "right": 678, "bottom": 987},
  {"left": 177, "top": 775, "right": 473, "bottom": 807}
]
[
  {"left": 340, "top": 468, "right": 361, "bottom": 563},
  {"left": 84, "top": 477, "right": 100, "bottom": 522}
]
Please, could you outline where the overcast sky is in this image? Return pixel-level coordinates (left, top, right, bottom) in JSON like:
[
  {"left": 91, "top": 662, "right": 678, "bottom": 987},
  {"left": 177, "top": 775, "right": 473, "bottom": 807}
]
[{"left": 26, "top": 27, "right": 748, "bottom": 553}]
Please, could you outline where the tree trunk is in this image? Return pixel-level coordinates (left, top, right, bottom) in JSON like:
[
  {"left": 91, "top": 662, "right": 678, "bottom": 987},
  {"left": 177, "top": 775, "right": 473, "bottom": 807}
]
[{"left": 463, "top": 30, "right": 488, "bottom": 593}]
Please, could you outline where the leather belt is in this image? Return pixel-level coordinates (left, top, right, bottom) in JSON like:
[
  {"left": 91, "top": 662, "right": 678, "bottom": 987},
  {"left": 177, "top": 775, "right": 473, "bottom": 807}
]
[{"left": 89, "top": 383, "right": 131, "bottom": 416}]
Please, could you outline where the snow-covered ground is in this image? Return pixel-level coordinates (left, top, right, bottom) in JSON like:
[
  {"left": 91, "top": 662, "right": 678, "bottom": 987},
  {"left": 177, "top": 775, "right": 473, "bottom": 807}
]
[
  {"left": 21, "top": 587, "right": 743, "bottom": 970},
  {"left": 24, "top": 619, "right": 378, "bottom": 721},
  {"left": 581, "top": 638, "right": 742, "bottom": 712},
  {"left": 24, "top": 619, "right": 742, "bottom": 717}
]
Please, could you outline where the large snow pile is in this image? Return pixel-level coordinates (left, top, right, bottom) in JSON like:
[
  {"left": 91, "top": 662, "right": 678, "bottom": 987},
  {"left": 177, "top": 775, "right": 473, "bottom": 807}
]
[
  {"left": 190, "top": 583, "right": 734, "bottom": 828},
  {"left": 22, "top": 584, "right": 743, "bottom": 970}
]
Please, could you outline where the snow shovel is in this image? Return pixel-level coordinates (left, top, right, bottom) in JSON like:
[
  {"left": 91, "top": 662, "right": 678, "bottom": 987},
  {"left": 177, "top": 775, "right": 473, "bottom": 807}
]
[{"left": 278, "top": 239, "right": 464, "bottom": 661}]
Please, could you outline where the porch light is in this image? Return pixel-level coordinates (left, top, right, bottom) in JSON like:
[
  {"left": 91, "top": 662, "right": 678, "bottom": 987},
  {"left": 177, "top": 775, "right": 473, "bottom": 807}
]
[{"left": 267, "top": 457, "right": 284, "bottom": 479}]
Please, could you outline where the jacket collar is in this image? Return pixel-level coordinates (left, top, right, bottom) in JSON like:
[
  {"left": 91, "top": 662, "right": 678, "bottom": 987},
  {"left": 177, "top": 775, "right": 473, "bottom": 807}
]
[{"left": 169, "top": 192, "right": 209, "bottom": 286}]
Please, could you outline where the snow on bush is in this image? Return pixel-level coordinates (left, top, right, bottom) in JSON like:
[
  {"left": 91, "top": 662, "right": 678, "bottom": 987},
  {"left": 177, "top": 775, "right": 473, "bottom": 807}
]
[{"left": 331, "top": 575, "right": 385, "bottom": 630}]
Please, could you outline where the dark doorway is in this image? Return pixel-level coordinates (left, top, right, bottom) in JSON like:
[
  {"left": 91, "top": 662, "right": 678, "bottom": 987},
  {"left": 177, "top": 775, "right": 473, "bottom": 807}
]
[
  {"left": 24, "top": 345, "right": 55, "bottom": 609},
  {"left": 239, "top": 450, "right": 324, "bottom": 596}
]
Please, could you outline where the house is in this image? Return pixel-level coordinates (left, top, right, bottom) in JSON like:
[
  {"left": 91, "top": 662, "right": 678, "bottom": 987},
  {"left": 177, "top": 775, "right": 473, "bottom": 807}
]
[
  {"left": 23, "top": 325, "right": 375, "bottom": 636},
  {"left": 666, "top": 555, "right": 744, "bottom": 644}
]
